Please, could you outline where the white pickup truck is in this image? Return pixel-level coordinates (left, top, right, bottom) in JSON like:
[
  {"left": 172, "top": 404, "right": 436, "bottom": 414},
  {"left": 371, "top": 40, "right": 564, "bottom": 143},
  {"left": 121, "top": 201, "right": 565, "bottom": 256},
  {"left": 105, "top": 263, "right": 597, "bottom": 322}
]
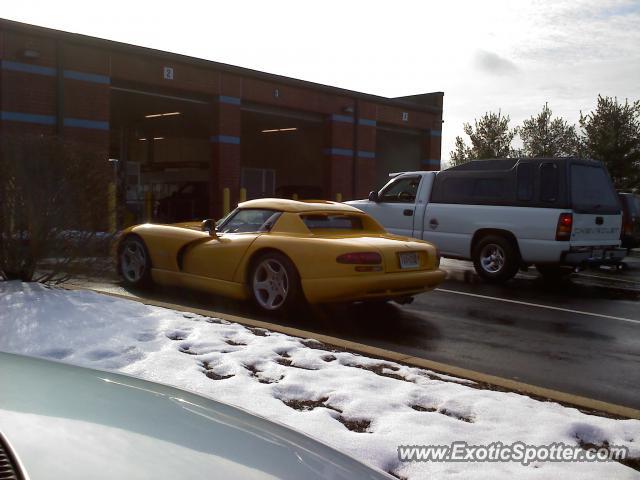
[{"left": 348, "top": 158, "right": 625, "bottom": 282}]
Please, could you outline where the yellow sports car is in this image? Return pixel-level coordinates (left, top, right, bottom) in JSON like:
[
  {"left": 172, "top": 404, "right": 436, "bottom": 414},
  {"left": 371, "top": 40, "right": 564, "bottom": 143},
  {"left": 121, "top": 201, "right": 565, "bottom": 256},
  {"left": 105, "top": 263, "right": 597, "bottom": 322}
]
[{"left": 116, "top": 199, "right": 446, "bottom": 313}]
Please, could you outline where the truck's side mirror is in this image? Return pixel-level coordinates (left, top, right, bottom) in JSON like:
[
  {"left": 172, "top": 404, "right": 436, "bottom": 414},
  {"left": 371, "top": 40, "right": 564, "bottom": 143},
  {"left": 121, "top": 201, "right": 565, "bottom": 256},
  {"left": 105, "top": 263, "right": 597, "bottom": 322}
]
[
  {"left": 201, "top": 219, "right": 218, "bottom": 237},
  {"left": 368, "top": 191, "right": 379, "bottom": 202}
]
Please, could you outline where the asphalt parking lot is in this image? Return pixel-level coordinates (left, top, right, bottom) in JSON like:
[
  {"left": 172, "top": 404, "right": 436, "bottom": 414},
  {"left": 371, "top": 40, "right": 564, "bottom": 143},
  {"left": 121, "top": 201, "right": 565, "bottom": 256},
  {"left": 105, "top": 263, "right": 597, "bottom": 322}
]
[{"left": 76, "top": 254, "right": 640, "bottom": 410}]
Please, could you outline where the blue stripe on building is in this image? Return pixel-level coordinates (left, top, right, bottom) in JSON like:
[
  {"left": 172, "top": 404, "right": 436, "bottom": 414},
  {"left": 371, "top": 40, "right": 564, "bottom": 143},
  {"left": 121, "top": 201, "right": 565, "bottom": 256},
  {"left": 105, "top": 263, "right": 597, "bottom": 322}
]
[
  {"left": 421, "top": 159, "right": 441, "bottom": 167},
  {"left": 430, "top": 130, "right": 442, "bottom": 137},
  {"left": 358, "top": 118, "right": 377, "bottom": 127},
  {"left": 357, "top": 150, "right": 375, "bottom": 159},
  {"left": 330, "top": 114, "right": 354, "bottom": 124},
  {"left": 324, "top": 147, "right": 353, "bottom": 157},
  {"left": 63, "top": 118, "right": 109, "bottom": 130},
  {"left": 63, "top": 70, "right": 110, "bottom": 85},
  {"left": 0, "top": 60, "right": 56, "bottom": 76},
  {"left": 1, "top": 61, "right": 111, "bottom": 85},
  {"left": 219, "top": 95, "right": 241, "bottom": 105},
  {"left": 210, "top": 135, "right": 241, "bottom": 145},
  {"left": 0, "top": 111, "right": 56, "bottom": 125}
]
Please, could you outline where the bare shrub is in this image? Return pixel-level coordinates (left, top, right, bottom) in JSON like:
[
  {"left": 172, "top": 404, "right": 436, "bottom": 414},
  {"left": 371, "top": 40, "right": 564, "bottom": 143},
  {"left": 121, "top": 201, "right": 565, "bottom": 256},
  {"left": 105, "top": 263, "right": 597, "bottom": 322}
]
[{"left": 0, "top": 134, "right": 116, "bottom": 283}]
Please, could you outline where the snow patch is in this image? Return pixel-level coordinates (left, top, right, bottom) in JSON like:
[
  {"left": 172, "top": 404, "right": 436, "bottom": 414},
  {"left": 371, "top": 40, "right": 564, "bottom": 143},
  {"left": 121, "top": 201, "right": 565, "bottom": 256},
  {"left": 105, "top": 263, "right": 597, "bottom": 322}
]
[{"left": 1, "top": 281, "right": 639, "bottom": 479}]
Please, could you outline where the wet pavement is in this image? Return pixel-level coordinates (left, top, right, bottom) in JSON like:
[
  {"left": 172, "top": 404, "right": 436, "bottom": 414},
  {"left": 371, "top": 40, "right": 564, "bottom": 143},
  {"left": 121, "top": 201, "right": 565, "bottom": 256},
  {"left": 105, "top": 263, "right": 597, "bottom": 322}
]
[{"left": 73, "top": 255, "right": 640, "bottom": 410}]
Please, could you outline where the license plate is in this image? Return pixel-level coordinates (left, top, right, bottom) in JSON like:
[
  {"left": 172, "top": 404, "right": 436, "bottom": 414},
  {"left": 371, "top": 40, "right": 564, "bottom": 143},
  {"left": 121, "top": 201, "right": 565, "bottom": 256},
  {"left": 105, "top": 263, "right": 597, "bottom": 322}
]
[
  {"left": 399, "top": 252, "right": 419, "bottom": 269},
  {"left": 592, "top": 248, "right": 604, "bottom": 259}
]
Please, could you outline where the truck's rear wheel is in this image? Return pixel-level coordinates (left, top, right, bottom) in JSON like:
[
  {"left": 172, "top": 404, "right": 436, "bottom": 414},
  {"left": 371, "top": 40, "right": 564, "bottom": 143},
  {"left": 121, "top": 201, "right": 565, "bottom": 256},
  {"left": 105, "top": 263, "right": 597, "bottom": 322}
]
[{"left": 472, "top": 235, "right": 519, "bottom": 283}]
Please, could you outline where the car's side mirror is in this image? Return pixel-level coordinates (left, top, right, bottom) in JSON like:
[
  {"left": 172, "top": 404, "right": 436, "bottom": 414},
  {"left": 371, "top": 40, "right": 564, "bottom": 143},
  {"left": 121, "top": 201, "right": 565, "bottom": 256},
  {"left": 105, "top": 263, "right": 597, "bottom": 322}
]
[
  {"left": 201, "top": 219, "right": 218, "bottom": 237},
  {"left": 368, "top": 191, "right": 379, "bottom": 202}
]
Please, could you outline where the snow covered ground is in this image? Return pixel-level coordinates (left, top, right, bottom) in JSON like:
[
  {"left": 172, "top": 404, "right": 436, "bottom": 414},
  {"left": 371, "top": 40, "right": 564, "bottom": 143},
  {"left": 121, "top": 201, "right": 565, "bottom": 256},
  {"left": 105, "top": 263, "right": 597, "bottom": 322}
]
[{"left": 0, "top": 281, "right": 639, "bottom": 479}]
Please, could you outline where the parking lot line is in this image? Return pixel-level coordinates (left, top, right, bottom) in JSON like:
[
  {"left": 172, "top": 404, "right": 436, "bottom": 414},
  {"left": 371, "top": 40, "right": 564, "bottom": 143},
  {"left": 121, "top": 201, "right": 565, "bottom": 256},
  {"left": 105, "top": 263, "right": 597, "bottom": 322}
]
[{"left": 435, "top": 288, "right": 640, "bottom": 325}]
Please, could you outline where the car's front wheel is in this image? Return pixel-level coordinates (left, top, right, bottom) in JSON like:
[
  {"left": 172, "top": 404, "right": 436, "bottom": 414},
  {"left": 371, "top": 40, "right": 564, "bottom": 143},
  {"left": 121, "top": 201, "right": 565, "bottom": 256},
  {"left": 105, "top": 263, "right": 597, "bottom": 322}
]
[
  {"left": 250, "top": 252, "right": 301, "bottom": 313},
  {"left": 119, "top": 236, "right": 152, "bottom": 288}
]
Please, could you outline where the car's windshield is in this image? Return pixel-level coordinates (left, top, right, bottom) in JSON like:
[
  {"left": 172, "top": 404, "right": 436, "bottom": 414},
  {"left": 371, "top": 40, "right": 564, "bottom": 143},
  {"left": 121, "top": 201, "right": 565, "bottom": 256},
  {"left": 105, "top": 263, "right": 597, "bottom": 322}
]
[{"left": 216, "top": 208, "right": 280, "bottom": 233}]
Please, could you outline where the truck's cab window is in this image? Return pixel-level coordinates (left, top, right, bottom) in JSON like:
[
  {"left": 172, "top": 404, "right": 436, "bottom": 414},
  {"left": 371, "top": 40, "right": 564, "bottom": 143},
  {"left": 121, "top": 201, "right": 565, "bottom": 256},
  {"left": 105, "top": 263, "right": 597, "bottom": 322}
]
[{"left": 378, "top": 176, "right": 421, "bottom": 203}]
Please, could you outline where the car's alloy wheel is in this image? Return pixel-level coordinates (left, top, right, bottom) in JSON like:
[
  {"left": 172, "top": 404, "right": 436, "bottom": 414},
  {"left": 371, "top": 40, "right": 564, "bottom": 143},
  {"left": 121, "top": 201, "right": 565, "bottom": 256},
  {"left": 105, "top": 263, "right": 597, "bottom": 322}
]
[
  {"left": 479, "top": 243, "right": 505, "bottom": 274},
  {"left": 120, "top": 237, "right": 151, "bottom": 286},
  {"left": 472, "top": 235, "right": 519, "bottom": 283},
  {"left": 250, "top": 252, "right": 301, "bottom": 313},
  {"left": 252, "top": 258, "right": 289, "bottom": 310}
]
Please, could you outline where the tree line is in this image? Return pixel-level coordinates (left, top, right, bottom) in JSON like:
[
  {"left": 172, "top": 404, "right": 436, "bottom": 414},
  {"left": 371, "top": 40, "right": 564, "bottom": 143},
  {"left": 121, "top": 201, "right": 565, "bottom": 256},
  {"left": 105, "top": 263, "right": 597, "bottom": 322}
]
[{"left": 449, "top": 95, "right": 640, "bottom": 191}]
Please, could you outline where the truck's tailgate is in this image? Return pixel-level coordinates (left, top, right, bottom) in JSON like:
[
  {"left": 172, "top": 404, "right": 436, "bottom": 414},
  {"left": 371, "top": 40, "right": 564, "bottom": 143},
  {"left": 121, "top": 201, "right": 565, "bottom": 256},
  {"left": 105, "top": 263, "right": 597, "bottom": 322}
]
[{"left": 570, "top": 213, "right": 622, "bottom": 246}]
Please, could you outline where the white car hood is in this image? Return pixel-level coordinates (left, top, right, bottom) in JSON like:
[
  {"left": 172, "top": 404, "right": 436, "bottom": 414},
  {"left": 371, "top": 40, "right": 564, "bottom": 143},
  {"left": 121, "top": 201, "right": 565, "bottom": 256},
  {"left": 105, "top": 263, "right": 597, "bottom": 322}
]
[{"left": 0, "top": 353, "right": 390, "bottom": 480}]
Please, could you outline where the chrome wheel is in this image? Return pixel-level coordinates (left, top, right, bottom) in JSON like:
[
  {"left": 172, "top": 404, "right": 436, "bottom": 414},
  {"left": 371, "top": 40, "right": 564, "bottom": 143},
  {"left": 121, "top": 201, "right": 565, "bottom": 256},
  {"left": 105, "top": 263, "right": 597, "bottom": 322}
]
[
  {"left": 480, "top": 243, "right": 505, "bottom": 274},
  {"left": 252, "top": 259, "right": 289, "bottom": 311},
  {"left": 121, "top": 240, "right": 147, "bottom": 283}
]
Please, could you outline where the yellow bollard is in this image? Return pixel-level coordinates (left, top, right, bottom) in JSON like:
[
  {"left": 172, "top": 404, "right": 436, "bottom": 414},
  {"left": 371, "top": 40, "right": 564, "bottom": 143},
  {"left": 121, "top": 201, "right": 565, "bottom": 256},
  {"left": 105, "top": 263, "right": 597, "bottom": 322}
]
[
  {"left": 292, "top": 193, "right": 299, "bottom": 201},
  {"left": 223, "top": 188, "right": 230, "bottom": 216},
  {"left": 335, "top": 192, "right": 342, "bottom": 202},
  {"left": 239, "top": 187, "right": 247, "bottom": 203},
  {"left": 144, "top": 191, "right": 153, "bottom": 223},
  {"left": 108, "top": 183, "right": 117, "bottom": 232}
]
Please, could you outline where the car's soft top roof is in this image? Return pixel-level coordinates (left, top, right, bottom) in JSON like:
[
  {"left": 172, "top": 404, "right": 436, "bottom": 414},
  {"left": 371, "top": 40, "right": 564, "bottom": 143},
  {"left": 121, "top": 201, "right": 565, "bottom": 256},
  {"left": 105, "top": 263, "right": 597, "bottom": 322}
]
[{"left": 238, "top": 198, "right": 363, "bottom": 213}]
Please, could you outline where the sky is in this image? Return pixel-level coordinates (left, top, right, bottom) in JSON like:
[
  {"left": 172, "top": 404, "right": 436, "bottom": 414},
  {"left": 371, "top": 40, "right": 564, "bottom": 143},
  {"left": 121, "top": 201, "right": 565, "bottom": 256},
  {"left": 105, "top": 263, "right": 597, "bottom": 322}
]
[{"left": 2, "top": 0, "right": 639, "bottom": 166}]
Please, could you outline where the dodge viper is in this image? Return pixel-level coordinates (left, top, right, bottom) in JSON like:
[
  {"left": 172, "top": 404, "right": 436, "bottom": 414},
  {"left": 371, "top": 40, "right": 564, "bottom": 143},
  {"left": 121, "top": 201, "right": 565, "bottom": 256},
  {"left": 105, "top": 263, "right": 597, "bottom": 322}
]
[{"left": 116, "top": 199, "right": 445, "bottom": 312}]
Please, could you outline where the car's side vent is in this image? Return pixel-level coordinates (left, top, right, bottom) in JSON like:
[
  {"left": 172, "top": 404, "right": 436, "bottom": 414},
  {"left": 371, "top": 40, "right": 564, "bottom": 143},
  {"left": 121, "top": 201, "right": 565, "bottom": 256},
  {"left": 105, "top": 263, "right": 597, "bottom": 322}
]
[{"left": 0, "top": 432, "right": 27, "bottom": 480}]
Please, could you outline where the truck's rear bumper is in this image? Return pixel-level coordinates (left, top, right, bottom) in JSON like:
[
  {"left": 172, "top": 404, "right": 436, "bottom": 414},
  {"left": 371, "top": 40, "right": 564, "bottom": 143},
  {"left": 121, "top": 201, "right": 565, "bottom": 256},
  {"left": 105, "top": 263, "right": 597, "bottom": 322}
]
[
  {"left": 561, "top": 246, "right": 627, "bottom": 266},
  {"left": 302, "top": 269, "right": 446, "bottom": 303}
]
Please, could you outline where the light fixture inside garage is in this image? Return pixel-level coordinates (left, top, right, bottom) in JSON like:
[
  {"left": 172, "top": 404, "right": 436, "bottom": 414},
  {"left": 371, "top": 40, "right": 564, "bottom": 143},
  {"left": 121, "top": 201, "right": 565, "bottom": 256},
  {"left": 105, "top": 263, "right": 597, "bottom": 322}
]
[
  {"left": 22, "top": 48, "right": 41, "bottom": 59},
  {"left": 145, "top": 112, "right": 181, "bottom": 118},
  {"left": 138, "top": 137, "right": 165, "bottom": 141},
  {"left": 261, "top": 127, "right": 298, "bottom": 133}
]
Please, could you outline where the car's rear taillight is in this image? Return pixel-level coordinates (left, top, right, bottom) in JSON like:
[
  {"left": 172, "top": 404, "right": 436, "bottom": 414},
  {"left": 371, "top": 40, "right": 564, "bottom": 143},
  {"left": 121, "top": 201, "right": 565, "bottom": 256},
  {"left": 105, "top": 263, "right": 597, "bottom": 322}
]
[
  {"left": 556, "top": 213, "right": 573, "bottom": 241},
  {"left": 336, "top": 252, "right": 382, "bottom": 264},
  {"left": 623, "top": 217, "right": 633, "bottom": 235}
]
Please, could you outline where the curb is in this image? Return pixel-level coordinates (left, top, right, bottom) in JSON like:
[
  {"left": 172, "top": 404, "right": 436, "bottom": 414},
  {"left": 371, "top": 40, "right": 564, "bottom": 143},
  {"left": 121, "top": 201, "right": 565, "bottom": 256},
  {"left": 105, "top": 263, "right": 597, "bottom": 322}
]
[{"left": 66, "top": 284, "right": 640, "bottom": 420}]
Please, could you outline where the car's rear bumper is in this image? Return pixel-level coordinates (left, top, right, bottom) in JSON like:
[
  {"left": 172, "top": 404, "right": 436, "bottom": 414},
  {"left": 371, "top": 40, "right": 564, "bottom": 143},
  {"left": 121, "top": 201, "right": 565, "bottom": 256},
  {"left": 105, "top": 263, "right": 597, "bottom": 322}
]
[
  {"left": 301, "top": 268, "right": 446, "bottom": 303},
  {"left": 561, "top": 246, "right": 627, "bottom": 266}
]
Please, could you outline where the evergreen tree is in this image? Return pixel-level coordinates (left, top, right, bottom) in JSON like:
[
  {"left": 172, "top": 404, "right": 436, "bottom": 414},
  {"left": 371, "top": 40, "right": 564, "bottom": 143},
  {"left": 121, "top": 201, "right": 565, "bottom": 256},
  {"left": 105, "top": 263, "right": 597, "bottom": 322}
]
[
  {"left": 448, "top": 111, "right": 518, "bottom": 167},
  {"left": 580, "top": 95, "right": 640, "bottom": 190},
  {"left": 520, "top": 103, "right": 579, "bottom": 157}
]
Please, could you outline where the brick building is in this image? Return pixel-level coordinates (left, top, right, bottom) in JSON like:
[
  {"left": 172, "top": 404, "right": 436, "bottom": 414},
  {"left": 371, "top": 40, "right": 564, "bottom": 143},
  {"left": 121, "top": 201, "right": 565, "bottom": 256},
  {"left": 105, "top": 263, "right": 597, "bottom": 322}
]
[{"left": 0, "top": 18, "right": 443, "bottom": 224}]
